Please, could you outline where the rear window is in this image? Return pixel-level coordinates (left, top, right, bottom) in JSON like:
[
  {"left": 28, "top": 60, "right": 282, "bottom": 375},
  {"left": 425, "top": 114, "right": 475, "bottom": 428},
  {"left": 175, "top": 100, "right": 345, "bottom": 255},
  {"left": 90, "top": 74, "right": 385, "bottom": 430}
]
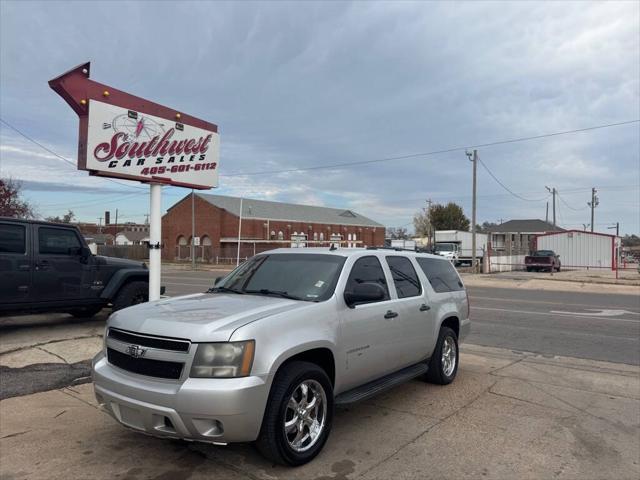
[
  {"left": 533, "top": 250, "right": 554, "bottom": 257},
  {"left": 38, "top": 227, "right": 81, "bottom": 255},
  {"left": 0, "top": 224, "right": 26, "bottom": 254},
  {"left": 386, "top": 256, "right": 421, "bottom": 298},
  {"left": 416, "top": 257, "right": 464, "bottom": 293}
]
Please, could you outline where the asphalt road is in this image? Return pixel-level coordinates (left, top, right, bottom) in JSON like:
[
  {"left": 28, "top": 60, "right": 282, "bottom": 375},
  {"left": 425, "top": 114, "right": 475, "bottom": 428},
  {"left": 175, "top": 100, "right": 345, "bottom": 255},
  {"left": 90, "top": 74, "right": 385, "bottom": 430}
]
[{"left": 162, "top": 268, "right": 640, "bottom": 365}]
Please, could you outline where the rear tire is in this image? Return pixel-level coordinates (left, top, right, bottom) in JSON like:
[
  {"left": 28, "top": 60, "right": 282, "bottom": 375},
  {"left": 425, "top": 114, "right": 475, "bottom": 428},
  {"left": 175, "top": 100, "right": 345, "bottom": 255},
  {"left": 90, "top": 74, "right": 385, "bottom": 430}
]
[
  {"left": 256, "top": 361, "right": 334, "bottom": 466},
  {"left": 426, "top": 326, "right": 459, "bottom": 385},
  {"left": 112, "top": 281, "right": 148, "bottom": 311}
]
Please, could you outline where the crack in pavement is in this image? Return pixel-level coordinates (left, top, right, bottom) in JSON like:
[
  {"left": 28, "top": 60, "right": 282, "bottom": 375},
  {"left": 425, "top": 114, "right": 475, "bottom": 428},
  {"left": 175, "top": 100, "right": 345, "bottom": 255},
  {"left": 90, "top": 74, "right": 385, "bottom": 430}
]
[
  {"left": 0, "top": 430, "right": 31, "bottom": 440},
  {"left": 0, "top": 334, "right": 103, "bottom": 356},
  {"left": 35, "top": 346, "right": 69, "bottom": 364}
]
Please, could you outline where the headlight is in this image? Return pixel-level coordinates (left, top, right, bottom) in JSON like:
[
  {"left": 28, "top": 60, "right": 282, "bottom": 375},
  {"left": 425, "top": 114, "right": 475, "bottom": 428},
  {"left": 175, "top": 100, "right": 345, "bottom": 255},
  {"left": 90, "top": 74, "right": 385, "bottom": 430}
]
[{"left": 190, "top": 340, "right": 255, "bottom": 378}]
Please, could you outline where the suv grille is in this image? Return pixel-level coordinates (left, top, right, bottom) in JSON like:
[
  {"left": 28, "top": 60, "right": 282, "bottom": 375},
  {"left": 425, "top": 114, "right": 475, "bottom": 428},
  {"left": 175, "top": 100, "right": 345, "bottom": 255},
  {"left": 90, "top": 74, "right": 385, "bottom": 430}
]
[
  {"left": 108, "top": 328, "right": 190, "bottom": 352},
  {"left": 107, "top": 348, "right": 184, "bottom": 380}
]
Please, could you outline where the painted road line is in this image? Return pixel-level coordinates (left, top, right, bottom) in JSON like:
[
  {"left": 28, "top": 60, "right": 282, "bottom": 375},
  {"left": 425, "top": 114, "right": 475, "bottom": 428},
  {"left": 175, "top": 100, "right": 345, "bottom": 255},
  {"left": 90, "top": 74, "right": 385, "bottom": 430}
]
[{"left": 472, "top": 306, "right": 640, "bottom": 323}]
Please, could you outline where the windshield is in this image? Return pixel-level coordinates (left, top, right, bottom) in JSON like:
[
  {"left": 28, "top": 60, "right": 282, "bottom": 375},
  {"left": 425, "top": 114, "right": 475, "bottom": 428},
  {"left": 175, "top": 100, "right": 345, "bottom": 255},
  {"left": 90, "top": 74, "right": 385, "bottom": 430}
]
[
  {"left": 435, "top": 243, "right": 456, "bottom": 252},
  {"left": 213, "top": 253, "right": 346, "bottom": 302}
]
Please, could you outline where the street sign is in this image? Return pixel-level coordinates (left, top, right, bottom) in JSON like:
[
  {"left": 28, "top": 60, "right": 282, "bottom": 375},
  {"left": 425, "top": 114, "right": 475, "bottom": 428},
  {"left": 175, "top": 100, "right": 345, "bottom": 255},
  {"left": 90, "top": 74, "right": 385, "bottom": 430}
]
[
  {"left": 86, "top": 100, "right": 219, "bottom": 188},
  {"left": 193, "top": 236, "right": 201, "bottom": 246},
  {"left": 48, "top": 62, "right": 219, "bottom": 190},
  {"left": 49, "top": 62, "right": 219, "bottom": 301}
]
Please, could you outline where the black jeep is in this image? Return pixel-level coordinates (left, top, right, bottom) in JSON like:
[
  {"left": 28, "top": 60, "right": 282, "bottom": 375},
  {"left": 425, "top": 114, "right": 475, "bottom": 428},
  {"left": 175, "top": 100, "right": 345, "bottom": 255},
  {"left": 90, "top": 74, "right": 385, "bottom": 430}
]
[{"left": 0, "top": 218, "right": 156, "bottom": 318}]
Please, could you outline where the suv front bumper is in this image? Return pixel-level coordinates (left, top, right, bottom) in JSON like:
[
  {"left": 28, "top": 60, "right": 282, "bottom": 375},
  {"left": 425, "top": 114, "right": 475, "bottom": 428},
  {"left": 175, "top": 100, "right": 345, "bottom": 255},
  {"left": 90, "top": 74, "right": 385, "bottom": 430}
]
[{"left": 92, "top": 351, "right": 270, "bottom": 444}]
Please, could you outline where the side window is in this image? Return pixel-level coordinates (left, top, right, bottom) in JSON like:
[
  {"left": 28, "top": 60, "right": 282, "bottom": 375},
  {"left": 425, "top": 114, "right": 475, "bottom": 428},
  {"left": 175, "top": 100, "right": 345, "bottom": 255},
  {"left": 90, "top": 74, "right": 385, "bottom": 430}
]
[
  {"left": 345, "top": 256, "right": 390, "bottom": 302},
  {"left": 39, "top": 228, "right": 81, "bottom": 255},
  {"left": 386, "top": 256, "right": 421, "bottom": 298},
  {"left": 0, "top": 224, "right": 26, "bottom": 254},
  {"left": 416, "top": 257, "right": 464, "bottom": 293}
]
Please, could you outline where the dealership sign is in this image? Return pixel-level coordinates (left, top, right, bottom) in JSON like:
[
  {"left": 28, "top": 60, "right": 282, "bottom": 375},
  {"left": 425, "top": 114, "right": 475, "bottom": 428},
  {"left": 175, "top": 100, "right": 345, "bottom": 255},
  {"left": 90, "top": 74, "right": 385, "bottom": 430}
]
[
  {"left": 86, "top": 100, "right": 218, "bottom": 187},
  {"left": 49, "top": 62, "right": 219, "bottom": 189}
]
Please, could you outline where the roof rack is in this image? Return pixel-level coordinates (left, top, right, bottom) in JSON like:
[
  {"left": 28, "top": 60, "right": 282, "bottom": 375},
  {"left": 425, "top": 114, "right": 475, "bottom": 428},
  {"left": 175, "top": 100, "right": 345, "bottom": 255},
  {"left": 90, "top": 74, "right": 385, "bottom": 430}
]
[{"left": 366, "top": 246, "right": 416, "bottom": 252}]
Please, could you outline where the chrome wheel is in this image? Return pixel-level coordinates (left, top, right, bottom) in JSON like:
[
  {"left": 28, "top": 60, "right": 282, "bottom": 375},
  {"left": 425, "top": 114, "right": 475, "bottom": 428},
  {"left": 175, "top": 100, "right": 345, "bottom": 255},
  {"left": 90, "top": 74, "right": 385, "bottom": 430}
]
[
  {"left": 283, "top": 379, "right": 327, "bottom": 453},
  {"left": 441, "top": 335, "right": 457, "bottom": 377}
]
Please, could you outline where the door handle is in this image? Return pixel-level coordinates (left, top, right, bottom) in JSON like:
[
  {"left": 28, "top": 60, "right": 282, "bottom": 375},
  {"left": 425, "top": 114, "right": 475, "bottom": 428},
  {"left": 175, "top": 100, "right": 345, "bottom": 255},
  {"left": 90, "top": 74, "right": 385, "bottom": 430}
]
[
  {"left": 35, "top": 260, "right": 50, "bottom": 271},
  {"left": 419, "top": 304, "right": 431, "bottom": 312},
  {"left": 18, "top": 264, "right": 30, "bottom": 271},
  {"left": 384, "top": 310, "right": 398, "bottom": 319}
]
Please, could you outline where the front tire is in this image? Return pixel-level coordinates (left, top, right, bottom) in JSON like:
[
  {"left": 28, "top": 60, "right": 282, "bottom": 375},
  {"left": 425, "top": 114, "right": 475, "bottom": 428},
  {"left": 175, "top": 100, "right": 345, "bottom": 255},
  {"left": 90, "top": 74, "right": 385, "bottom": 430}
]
[
  {"left": 256, "top": 361, "right": 334, "bottom": 466},
  {"left": 112, "top": 281, "right": 148, "bottom": 311},
  {"left": 426, "top": 326, "right": 459, "bottom": 385}
]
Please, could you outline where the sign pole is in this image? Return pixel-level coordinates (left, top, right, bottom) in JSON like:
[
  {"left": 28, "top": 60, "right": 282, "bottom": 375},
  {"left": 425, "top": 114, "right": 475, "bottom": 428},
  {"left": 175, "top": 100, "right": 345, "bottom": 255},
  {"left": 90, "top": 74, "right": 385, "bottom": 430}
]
[
  {"left": 236, "top": 197, "right": 243, "bottom": 266},
  {"left": 149, "top": 183, "right": 162, "bottom": 301}
]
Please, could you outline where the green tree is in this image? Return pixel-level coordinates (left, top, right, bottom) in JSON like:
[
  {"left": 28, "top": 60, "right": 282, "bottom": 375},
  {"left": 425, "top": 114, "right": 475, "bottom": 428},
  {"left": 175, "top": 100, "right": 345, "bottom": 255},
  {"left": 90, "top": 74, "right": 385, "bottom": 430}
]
[
  {"left": 622, "top": 234, "right": 640, "bottom": 247},
  {"left": 429, "top": 202, "right": 470, "bottom": 231},
  {"left": 0, "top": 177, "right": 35, "bottom": 218}
]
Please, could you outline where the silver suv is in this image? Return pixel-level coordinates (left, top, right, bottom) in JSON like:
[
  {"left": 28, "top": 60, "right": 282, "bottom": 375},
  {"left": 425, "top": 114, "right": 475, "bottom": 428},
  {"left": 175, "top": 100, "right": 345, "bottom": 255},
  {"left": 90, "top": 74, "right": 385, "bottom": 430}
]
[{"left": 92, "top": 248, "right": 470, "bottom": 465}]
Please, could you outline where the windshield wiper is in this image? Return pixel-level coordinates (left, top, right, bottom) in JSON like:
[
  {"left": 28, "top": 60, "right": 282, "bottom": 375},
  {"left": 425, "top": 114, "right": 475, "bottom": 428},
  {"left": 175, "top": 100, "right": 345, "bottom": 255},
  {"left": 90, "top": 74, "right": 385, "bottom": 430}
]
[
  {"left": 207, "top": 286, "right": 245, "bottom": 294},
  {"left": 244, "top": 289, "right": 303, "bottom": 301}
]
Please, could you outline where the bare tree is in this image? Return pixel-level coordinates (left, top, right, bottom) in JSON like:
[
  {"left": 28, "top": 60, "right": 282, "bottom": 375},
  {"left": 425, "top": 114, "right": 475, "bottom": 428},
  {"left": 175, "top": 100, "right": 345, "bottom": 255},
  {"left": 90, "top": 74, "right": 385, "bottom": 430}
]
[{"left": 0, "top": 177, "right": 35, "bottom": 218}]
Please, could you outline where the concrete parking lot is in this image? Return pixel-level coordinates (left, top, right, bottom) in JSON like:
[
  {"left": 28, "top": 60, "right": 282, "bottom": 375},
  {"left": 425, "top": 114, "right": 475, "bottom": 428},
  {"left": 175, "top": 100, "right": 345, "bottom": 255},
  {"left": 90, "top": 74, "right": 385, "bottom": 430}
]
[{"left": 1, "top": 268, "right": 639, "bottom": 479}]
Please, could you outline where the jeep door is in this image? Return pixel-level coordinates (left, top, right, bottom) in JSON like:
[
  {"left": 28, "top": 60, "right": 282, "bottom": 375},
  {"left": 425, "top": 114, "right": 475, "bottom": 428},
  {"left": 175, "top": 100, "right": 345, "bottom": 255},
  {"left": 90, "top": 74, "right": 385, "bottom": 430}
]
[
  {"left": 339, "top": 255, "right": 406, "bottom": 390},
  {"left": 32, "top": 226, "right": 89, "bottom": 303},
  {"left": 0, "top": 221, "right": 31, "bottom": 306},
  {"left": 384, "top": 255, "right": 434, "bottom": 366}
]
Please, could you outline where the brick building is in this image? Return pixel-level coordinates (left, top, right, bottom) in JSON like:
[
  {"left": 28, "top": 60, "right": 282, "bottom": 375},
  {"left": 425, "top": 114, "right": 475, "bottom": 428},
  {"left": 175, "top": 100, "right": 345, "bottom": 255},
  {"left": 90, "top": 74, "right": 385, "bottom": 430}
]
[{"left": 162, "top": 193, "right": 385, "bottom": 261}]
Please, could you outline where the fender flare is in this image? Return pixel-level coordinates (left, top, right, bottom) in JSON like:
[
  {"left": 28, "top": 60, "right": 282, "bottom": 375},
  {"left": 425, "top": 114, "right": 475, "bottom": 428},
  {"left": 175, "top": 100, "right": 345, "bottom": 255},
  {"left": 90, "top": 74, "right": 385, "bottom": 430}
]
[{"left": 100, "top": 269, "right": 149, "bottom": 300}]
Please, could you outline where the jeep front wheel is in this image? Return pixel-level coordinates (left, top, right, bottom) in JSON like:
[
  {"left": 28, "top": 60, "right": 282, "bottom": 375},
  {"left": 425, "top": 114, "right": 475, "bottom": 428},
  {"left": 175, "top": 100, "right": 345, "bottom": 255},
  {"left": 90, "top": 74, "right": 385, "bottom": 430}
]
[
  {"left": 256, "top": 361, "right": 333, "bottom": 466},
  {"left": 112, "top": 281, "right": 148, "bottom": 311}
]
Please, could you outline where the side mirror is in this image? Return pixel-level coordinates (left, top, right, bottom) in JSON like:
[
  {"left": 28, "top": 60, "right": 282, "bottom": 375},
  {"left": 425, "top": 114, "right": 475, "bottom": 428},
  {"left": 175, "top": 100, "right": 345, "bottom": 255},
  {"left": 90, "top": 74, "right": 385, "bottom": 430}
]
[
  {"left": 213, "top": 275, "right": 225, "bottom": 286},
  {"left": 70, "top": 246, "right": 91, "bottom": 263},
  {"left": 344, "top": 282, "right": 386, "bottom": 308}
]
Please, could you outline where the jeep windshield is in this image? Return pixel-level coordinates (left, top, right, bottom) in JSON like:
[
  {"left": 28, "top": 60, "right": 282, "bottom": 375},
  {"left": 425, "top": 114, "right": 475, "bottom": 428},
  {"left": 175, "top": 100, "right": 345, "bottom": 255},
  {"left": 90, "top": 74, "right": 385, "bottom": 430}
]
[
  {"left": 435, "top": 244, "right": 456, "bottom": 252},
  {"left": 210, "top": 253, "right": 346, "bottom": 302}
]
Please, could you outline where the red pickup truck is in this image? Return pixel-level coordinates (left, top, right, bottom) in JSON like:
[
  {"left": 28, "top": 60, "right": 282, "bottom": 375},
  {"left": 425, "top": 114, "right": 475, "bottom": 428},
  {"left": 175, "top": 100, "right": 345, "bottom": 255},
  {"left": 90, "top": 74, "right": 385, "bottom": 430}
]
[{"left": 525, "top": 250, "right": 561, "bottom": 272}]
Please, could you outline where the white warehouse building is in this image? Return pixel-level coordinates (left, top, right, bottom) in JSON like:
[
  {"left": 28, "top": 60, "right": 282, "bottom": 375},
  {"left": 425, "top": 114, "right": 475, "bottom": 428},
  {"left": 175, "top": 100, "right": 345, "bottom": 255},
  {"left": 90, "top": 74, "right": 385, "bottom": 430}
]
[{"left": 534, "top": 230, "right": 621, "bottom": 270}]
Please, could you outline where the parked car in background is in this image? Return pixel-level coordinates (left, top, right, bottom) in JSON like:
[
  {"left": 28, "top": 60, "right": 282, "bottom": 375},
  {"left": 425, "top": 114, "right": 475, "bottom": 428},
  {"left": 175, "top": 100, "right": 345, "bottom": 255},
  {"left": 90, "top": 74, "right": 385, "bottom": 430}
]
[
  {"left": 524, "top": 249, "right": 561, "bottom": 272},
  {"left": 0, "top": 218, "right": 156, "bottom": 317},
  {"left": 92, "top": 247, "right": 471, "bottom": 465}
]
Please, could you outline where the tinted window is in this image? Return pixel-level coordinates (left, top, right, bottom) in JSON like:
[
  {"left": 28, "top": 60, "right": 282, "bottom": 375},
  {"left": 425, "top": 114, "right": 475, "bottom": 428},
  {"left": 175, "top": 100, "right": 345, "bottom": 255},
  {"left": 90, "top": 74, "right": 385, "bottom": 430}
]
[
  {"left": 220, "top": 254, "right": 345, "bottom": 302},
  {"left": 39, "top": 228, "right": 81, "bottom": 255},
  {"left": 345, "top": 256, "right": 390, "bottom": 302},
  {"left": 386, "top": 256, "right": 421, "bottom": 298},
  {"left": 0, "top": 224, "right": 26, "bottom": 254},
  {"left": 416, "top": 257, "right": 464, "bottom": 293}
]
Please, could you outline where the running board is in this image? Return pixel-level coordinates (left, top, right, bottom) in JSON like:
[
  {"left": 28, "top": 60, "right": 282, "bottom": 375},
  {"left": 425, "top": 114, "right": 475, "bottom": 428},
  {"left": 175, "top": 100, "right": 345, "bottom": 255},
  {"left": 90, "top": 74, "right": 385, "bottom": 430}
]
[{"left": 334, "top": 362, "right": 429, "bottom": 405}]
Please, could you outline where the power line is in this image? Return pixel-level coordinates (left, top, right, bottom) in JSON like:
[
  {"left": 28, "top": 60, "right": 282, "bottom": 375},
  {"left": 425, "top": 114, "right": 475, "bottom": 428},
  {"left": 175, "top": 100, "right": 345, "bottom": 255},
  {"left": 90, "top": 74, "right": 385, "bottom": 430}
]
[
  {"left": 221, "top": 119, "right": 640, "bottom": 177},
  {"left": 557, "top": 192, "right": 589, "bottom": 211},
  {"left": 0, "top": 118, "right": 148, "bottom": 191},
  {"left": 478, "top": 158, "right": 550, "bottom": 202}
]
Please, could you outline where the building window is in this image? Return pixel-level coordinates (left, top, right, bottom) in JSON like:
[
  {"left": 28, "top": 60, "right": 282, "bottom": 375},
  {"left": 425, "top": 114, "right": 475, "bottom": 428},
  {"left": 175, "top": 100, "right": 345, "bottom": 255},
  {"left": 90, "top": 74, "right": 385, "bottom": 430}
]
[
  {"left": 278, "top": 231, "right": 284, "bottom": 240},
  {"left": 201, "top": 235, "right": 212, "bottom": 246},
  {"left": 313, "top": 232, "right": 318, "bottom": 241},
  {"left": 270, "top": 230, "right": 276, "bottom": 240},
  {"left": 177, "top": 235, "right": 187, "bottom": 246},
  {"left": 319, "top": 232, "right": 324, "bottom": 241}
]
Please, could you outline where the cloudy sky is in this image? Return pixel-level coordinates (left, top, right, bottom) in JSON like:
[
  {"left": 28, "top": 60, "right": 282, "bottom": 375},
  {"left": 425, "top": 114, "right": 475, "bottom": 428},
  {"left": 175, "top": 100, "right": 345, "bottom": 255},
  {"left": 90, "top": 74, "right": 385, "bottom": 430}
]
[{"left": 1, "top": 0, "right": 638, "bottom": 234}]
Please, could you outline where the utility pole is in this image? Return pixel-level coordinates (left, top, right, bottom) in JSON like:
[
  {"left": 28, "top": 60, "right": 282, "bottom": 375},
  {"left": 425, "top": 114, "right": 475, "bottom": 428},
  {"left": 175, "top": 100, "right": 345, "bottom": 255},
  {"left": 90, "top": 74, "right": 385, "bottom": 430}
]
[
  {"left": 545, "top": 186, "right": 556, "bottom": 226},
  {"left": 114, "top": 209, "right": 118, "bottom": 237},
  {"left": 425, "top": 198, "right": 433, "bottom": 250},
  {"left": 98, "top": 217, "right": 102, "bottom": 233},
  {"left": 467, "top": 150, "right": 478, "bottom": 272},
  {"left": 588, "top": 188, "right": 599, "bottom": 232},
  {"left": 191, "top": 190, "right": 196, "bottom": 270},
  {"left": 545, "top": 202, "right": 549, "bottom": 223}
]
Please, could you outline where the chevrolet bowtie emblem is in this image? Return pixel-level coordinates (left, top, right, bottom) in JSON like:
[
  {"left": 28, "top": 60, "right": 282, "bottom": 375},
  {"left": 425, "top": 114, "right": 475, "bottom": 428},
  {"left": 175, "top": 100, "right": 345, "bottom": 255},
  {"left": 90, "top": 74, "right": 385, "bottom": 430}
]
[{"left": 126, "top": 345, "right": 147, "bottom": 359}]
